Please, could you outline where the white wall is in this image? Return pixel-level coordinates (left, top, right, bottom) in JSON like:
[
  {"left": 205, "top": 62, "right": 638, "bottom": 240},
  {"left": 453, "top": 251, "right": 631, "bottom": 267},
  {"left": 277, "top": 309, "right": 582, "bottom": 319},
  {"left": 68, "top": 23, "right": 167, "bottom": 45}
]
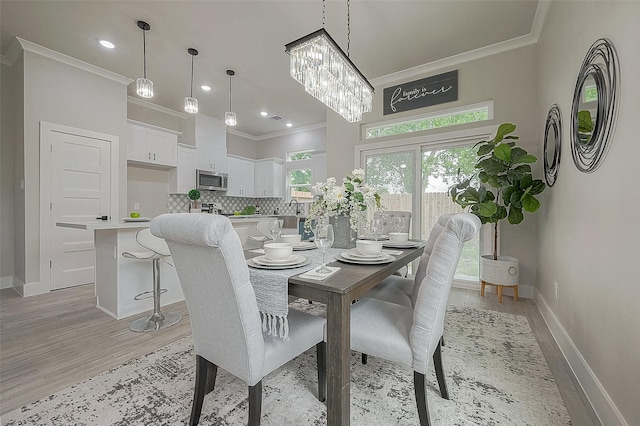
[
  {"left": 255, "top": 126, "right": 326, "bottom": 161},
  {"left": 7, "top": 44, "right": 129, "bottom": 291},
  {"left": 535, "top": 2, "right": 640, "bottom": 424},
  {"left": 126, "top": 166, "right": 171, "bottom": 218},
  {"left": 227, "top": 132, "right": 257, "bottom": 159}
]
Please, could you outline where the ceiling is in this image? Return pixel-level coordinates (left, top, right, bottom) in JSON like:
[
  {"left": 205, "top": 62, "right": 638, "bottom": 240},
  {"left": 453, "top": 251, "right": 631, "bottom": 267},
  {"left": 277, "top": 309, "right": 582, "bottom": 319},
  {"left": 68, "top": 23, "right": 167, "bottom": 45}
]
[{"left": 0, "top": 1, "right": 541, "bottom": 138}]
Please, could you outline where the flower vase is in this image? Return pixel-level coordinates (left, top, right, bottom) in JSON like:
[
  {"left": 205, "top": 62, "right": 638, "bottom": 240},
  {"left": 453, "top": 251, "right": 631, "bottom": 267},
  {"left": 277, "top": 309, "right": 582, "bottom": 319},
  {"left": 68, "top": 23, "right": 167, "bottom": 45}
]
[{"left": 329, "top": 214, "right": 356, "bottom": 249}]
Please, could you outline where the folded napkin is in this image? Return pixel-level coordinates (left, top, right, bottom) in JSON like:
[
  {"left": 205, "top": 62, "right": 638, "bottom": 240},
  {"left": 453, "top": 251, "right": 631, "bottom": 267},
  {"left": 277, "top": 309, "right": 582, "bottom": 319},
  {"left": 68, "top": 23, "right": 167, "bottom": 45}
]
[
  {"left": 382, "top": 249, "right": 403, "bottom": 256},
  {"left": 250, "top": 249, "right": 265, "bottom": 254},
  {"left": 298, "top": 266, "right": 341, "bottom": 281}
]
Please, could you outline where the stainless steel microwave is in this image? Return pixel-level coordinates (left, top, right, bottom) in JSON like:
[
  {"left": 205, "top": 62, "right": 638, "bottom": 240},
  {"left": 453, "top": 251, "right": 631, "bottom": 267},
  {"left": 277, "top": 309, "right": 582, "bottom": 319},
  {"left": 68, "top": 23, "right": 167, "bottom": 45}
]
[{"left": 196, "top": 169, "right": 228, "bottom": 192}]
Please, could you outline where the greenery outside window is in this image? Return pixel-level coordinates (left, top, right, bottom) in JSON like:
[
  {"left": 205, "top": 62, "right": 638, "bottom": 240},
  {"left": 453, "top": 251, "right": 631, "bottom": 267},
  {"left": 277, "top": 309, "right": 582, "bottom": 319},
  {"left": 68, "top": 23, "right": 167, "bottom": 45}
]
[
  {"left": 364, "top": 101, "right": 493, "bottom": 140},
  {"left": 288, "top": 168, "right": 313, "bottom": 201},
  {"left": 287, "top": 150, "right": 313, "bottom": 161}
]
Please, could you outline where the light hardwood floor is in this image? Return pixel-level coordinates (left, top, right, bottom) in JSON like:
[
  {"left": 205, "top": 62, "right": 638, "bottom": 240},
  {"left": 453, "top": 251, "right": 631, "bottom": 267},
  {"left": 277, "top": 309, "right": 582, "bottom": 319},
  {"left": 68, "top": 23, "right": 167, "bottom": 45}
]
[{"left": 0, "top": 285, "right": 600, "bottom": 424}]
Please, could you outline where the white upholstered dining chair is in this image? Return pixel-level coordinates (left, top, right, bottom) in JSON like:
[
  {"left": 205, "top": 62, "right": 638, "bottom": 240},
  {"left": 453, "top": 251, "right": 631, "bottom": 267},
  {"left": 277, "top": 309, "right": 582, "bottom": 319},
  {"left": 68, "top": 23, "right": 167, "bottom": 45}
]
[
  {"left": 150, "top": 213, "right": 326, "bottom": 426},
  {"left": 350, "top": 213, "right": 480, "bottom": 426}
]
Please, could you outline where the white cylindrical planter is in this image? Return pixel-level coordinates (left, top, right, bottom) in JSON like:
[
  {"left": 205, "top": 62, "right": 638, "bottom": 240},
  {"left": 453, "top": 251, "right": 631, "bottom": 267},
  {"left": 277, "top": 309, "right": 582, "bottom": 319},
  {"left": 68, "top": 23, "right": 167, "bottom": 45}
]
[{"left": 480, "top": 255, "right": 519, "bottom": 285}]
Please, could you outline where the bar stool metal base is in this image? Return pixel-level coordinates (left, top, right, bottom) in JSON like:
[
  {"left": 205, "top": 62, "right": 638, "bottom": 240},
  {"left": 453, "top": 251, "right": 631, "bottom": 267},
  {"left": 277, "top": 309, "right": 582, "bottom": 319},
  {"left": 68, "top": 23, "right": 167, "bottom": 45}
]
[{"left": 130, "top": 311, "right": 183, "bottom": 332}]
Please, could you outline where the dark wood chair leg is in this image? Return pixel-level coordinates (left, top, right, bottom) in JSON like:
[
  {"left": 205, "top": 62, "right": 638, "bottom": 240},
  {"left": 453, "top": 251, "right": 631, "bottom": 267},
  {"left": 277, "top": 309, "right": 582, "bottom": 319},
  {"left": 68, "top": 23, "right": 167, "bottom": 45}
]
[
  {"left": 190, "top": 355, "right": 210, "bottom": 426},
  {"left": 361, "top": 353, "right": 368, "bottom": 364},
  {"left": 205, "top": 360, "right": 218, "bottom": 394},
  {"left": 414, "top": 371, "right": 431, "bottom": 426},
  {"left": 433, "top": 341, "right": 449, "bottom": 400},
  {"left": 316, "top": 342, "right": 327, "bottom": 402},
  {"left": 248, "top": 381, "right": 262, "bottom": 426}
]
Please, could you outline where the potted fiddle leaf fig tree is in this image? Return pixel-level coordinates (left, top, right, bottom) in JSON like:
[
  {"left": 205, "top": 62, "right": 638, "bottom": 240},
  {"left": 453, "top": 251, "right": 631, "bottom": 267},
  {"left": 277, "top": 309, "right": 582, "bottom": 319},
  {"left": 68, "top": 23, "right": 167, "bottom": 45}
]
[{"left": 448, "top": 123, "right": 546, "bottom": 288}]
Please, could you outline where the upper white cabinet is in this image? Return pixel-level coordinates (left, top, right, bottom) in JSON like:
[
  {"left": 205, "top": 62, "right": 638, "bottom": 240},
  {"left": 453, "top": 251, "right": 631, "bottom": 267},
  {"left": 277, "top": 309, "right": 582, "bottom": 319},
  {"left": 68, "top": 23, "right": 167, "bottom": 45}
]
[
  {"left": 170, "top": 144, "right": 196, "bottom": 194},
  {"left": 180, "top": 114, "right": 227, "bottom": 173},
  {"left": 254, "top": 158, "right": 284, "bottom": 198},
  {"left": 226, "top": 156, "right": 254, "bottom": 197},
  {"left": 127, "top": 120, "right": 179, "bottom": 168}
]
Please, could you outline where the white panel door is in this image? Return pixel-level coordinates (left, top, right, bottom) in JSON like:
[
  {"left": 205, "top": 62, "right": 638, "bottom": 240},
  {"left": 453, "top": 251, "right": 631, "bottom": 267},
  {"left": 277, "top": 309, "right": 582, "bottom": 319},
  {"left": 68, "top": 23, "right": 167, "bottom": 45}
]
[{"left": 50, "top": 131, "right": 111, "bottom": 290}]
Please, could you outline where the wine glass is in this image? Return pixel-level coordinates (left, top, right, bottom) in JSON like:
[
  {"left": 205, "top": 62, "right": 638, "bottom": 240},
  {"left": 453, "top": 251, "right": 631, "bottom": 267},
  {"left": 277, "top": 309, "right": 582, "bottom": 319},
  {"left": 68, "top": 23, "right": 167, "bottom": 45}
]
[
  {"left": 268, "top": 219, "right": 282, "bottom": 241},
  {"left": 371, "top": 218, "right": 384, "bottom": 241},
  {"left": 314, "top": 223, "right": 334, "bottom": 274},
  {"left": 391, "top": 216, "right": 406, "bottom": 233}
]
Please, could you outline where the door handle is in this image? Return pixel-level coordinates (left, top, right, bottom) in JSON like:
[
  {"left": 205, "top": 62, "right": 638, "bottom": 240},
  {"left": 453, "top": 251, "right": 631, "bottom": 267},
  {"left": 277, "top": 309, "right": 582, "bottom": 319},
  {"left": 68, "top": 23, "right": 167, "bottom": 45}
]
[{"left": 96, "top": 215, "right": 108, "bottom": 221}]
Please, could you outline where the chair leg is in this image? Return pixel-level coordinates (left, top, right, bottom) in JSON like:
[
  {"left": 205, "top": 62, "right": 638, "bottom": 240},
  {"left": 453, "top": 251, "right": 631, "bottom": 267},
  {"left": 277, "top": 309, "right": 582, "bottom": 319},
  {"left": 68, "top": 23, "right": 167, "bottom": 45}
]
[
  {"left": 248, "top": 381, "right": 262, "bottom": 426},
  {"left": 414, "top": 371, "right": 431, "bottom": 426},
  {"left": 440, "top": 334, "right": 445, "bottom": 347},
  {"left": 205, "top": 360, "right": 218, "bottom": 394},
  {"left": 433, "top": 341, "right": 449, "bottom": 400},
  {"left": 480, "top": 280, "right": 486, "bottom": 297},
  {"left": 190, "top": 355, "right": 212, "bottom": 426},
  {"left": 361, "top": 353, "right": 368, "bottom": 365},
  {"left": 316, "top": 342, "right": 327, "bottom": 402}
]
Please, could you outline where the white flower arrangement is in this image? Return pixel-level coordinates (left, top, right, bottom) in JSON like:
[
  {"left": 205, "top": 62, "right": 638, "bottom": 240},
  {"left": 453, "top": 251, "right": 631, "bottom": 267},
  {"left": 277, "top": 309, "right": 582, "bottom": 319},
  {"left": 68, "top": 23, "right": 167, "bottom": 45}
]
[{"left": 305, "top": 168, "right": 382, "bottom": 231}]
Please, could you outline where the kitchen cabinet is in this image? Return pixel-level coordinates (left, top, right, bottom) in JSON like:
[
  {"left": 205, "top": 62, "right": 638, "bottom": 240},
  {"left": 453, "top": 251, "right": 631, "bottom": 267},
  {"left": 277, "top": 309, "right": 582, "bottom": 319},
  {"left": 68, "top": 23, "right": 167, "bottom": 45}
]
[
  {"left": 127, "top": 120, "right": 179, "bottom": 168},
  {"left": 254, "top": 158, "right": 284, "bottom": 198},
  {"left": 180, "top": 114, "right": 227, "bottom": 173},
  {"left": 170, "top": 144, "right": 196, "bottom": 194},
  {"left": 226, "top": 156, "right": 254, "bottom": 197}
]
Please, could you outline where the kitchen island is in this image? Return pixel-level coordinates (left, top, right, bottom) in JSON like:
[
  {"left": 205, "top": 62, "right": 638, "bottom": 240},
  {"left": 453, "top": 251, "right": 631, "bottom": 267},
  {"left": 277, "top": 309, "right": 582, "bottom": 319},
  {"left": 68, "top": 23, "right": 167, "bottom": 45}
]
[{"left": 56, "top": 220, "right": 183, "bottom": 320}]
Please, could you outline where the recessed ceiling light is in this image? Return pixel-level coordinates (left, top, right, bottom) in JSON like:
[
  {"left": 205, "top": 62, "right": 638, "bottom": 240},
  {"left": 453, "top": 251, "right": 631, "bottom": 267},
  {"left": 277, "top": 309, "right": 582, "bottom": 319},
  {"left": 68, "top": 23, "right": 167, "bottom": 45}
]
[
  {"left": 201, "top": 85, "right": 211, "bottom": 91},
  {"left": 260, "top": 111, "right": 269, "bottom": 117},
  {"left": 286, "top": 123, "right": 293, "bottom": 128},
  {"left": 99, "top": 40, "right": 116, "bottom": 49}
]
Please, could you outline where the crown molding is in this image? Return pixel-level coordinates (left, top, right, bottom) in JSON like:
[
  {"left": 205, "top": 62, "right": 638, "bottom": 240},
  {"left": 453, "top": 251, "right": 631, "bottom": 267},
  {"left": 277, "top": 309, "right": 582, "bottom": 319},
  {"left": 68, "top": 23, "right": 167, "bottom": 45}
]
[
  {"left": 127, "top": 96, "right": 187, "bottom": 119},
  {"left": 227, "top": 122, "right": 327, "bottom": 141},
  {"left": 12, "top": 37, "right": 132, "bottom": 85},
  {"left": 371, "top": 1, "right": 550, "bottom": 88}
]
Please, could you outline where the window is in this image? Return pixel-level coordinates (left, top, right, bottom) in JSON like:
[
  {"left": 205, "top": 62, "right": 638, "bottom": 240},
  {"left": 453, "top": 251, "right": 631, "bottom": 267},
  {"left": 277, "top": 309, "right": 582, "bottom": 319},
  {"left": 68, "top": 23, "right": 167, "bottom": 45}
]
[
  {"left": 287, "top": 168, "right": 313, "bottom": 201},
  {"left": 363, "top": 101, "right": 492, "bottom": 140},
  {"left": 287, "top": 150, "right": 313, "bottom": 161}
]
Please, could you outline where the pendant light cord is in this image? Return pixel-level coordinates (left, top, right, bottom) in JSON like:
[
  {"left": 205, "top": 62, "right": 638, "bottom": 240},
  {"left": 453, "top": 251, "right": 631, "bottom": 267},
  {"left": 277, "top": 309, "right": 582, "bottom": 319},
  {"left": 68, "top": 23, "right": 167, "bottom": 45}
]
[
  {"left": 347, "top": 0, "right": 350, "bottom": 57},
  {"left": 190, "top": 54, "right": 194, "bottom": 98},
  {"left": 322, "top": 0, "right": 326, "bottom": 27},
  {"left": 228, "top": 74, "right": 232, "bottom": 111},
  {"left": 142, "top": 29, "right": 147, "bottom": 78}
]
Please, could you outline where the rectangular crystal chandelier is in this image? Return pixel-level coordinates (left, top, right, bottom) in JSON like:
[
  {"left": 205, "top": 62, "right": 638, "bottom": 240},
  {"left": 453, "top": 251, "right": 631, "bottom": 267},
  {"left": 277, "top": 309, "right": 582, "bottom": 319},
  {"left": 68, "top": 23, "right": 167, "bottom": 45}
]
[{"left": 285, "top": 29, "right": 374, "bottom": 123}]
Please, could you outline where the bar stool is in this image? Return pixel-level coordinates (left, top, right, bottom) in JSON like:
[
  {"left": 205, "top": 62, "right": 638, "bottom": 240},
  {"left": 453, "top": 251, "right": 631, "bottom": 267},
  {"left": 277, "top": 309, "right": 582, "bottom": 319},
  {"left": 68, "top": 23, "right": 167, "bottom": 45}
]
[{"left": 122, "top": 228, "right": 182, "bottom": 332}]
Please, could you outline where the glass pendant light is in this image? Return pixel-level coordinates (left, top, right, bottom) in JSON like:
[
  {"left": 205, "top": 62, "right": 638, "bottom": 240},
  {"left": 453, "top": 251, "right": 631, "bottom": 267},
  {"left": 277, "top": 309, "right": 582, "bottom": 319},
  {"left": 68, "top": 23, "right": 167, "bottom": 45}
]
[
  {"left": 225, "top": 70, "right": 237, "bottom": 126},
  {"left": 284, "top": 0, "right": 373, "bottom": 123},
  {"left": 184, "top": 48, "right": 199, "bottom": 114},
  {"left": 136, "top": 21, "right": 153, "bottom": 98}
]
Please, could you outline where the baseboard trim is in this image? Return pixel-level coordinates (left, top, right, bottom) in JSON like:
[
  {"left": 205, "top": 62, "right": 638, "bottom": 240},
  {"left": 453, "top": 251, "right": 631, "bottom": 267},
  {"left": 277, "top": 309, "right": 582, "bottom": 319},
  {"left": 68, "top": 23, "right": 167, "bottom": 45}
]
[
  {"left": 21, "top": 280, "right": 50, "bottom": 297},
  {"left": 453, "top": 280, "right": 534, "bottom": 299},
  {"left": 536, "top": 294, "right": 628, "bottom": 426},
  {"left": 0, "top": 275, "right": 13, "bottom": 289}
]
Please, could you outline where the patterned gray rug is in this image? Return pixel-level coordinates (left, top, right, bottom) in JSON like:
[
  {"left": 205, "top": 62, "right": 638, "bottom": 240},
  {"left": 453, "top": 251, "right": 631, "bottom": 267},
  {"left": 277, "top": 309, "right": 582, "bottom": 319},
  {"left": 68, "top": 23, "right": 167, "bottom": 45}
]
[{"left": 1, "top": 303, "right": 571, "bottom": 425}]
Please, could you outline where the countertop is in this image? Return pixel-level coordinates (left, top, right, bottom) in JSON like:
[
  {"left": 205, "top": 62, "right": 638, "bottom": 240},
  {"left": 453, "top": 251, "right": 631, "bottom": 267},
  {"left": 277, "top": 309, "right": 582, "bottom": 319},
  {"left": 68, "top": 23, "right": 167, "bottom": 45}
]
[{"left": 56, "top": 220, "right": 151, "bottom": 230}]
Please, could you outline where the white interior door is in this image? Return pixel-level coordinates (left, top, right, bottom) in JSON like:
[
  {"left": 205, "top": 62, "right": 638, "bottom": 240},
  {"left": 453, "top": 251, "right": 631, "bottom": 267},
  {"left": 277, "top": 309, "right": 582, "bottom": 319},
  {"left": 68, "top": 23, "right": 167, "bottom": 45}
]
[{"left": 50, "top": 131, "right": 111, "bottom": 290}]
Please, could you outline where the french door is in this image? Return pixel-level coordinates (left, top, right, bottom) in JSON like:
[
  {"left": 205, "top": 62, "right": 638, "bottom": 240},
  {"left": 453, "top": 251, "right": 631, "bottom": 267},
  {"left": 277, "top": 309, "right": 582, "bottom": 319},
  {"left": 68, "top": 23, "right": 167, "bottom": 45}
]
[{"left": 360, "top": 128, "right": 494, "bottom": 283}]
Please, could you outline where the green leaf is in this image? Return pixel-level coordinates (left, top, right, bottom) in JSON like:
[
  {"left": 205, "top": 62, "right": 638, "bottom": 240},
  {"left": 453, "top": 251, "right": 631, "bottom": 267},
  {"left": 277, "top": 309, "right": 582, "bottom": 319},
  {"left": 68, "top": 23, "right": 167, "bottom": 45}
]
[
  {"left": 518, "top": 154, "right": 537, "bottom": 164},
  {"left": 344, "top": 182, "right": 354, "bottom": 192},
  {"left": 508, "top": 207, "right": 524, "bottom": 224},
  {"left": 502, "top": 186, "right": 517, "bottom": 204},
  {"left": 510, "top": 147, "right": 527, "bottom": 163},
  {"left": 477, "top": 201, "right": 498, "bottom": 217},
  {"left": 494, "top": 143, "right": 512, "bottom": 163},
  {"left": 477, "top": 158, "right": 507, "bottom": 175},
  {"left": 519, "top": 174, "right": 533, "bottom": 189},
  {"left": 494, "top": 123, "right": 516, "bottom": 142},
  {"left": 476, "top": 143, "right": 493, "bottom": 156},
  {"left": 529, "top": 180, "right": 546, "bottom": 195},
  {"left": 522, "top": 194, "right": 541, "bottom": 212}
]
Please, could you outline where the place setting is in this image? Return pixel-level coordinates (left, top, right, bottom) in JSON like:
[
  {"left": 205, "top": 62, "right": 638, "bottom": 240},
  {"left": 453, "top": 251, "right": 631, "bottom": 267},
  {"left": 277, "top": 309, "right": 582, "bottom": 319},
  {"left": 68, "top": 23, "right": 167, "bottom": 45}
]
[
  {"left": 337, "top": 240, "right": 396, "bottom": 265},
  {"left": 280, "top": 233, "right": 317, "bottom": 251},
  {"left": 247, "top": 243, "right": 311, "bottom": 270}
]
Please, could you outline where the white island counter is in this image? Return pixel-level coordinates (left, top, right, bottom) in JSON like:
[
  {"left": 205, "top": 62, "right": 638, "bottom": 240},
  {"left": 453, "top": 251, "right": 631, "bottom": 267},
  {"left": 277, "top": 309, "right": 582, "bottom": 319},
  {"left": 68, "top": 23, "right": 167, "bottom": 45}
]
[{"left": 56, "top": 220, "right": 183, "bottom": 320}]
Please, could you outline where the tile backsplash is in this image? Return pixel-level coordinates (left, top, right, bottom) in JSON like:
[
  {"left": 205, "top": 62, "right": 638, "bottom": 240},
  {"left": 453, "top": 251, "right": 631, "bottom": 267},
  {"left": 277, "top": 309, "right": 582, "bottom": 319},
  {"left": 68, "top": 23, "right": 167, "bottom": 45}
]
[{"left": 167, "top": 193, "right": 302, "bottom": 216}]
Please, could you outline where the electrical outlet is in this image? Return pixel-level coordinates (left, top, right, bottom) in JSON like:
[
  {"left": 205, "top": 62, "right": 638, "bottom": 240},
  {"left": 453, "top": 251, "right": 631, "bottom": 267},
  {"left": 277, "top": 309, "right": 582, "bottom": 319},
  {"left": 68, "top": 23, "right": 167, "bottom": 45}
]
[
  {"left": 134, "top": 202, "right": 140, "bottom": 210},
  {"left": 554, "top": 282, "right": 558, "bottom": 299}
]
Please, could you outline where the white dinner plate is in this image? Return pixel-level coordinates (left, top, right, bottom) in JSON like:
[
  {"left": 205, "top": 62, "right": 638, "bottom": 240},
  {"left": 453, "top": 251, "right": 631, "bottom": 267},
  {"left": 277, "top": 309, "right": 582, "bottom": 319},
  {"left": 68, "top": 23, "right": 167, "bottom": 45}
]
[
  {"left": 253, "top": 254, "right": 305, "bottom": 266},
  {"left": 382, "top": 240, "right": 422, "bottom": 248},
  {"left": 247, "top": 256, "right": 311, "bottom": 270},
  {"left": 122, "top": 217, "right": 151, "bottom": 222},
  {"left": 292, "top": 242, "right": 317, "bottom": 251},
  {"left": 342, "top": 249, "right": 389, "bottom": 260},
  {"left": 336, "top": 253, "right": 395, "bottom": 265}
]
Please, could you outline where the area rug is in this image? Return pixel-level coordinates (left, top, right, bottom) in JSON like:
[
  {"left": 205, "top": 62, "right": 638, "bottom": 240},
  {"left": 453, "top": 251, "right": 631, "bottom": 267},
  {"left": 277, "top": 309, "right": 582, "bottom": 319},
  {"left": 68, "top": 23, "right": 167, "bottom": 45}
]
[{"left": 1, "top": 303, "right": 571, "bottom": 425}]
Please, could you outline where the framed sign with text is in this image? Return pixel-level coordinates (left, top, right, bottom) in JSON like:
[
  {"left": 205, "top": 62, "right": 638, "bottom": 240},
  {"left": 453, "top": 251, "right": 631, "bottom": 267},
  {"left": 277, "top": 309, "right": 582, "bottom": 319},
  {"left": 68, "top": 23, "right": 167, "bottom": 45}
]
[{"left": 383, "top": 70, "right": 458, "bottom": 115}]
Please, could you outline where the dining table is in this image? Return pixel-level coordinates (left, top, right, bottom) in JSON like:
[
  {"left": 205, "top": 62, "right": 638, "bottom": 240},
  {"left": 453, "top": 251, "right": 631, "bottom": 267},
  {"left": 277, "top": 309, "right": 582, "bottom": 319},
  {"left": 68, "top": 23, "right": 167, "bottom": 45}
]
[{"left": 247, "top": 241, "right": 425, "bottom": 426}]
